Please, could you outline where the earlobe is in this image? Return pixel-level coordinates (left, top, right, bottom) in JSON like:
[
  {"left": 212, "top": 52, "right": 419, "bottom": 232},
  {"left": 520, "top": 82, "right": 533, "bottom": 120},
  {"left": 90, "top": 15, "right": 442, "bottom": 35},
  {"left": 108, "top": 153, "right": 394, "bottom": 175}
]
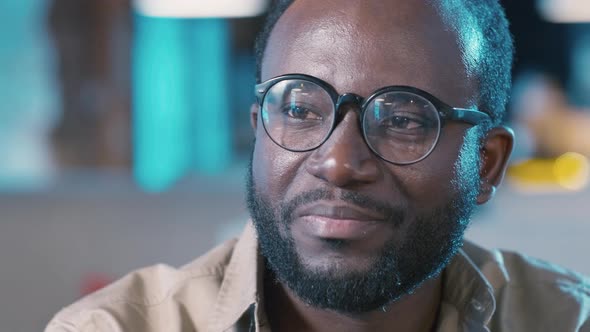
[
  {"left": 250, "top": 103, "right": 259, "bottom": 131},
  {"left": 476, "top": 126, "right": 514, "bottom": 204},
  {"left": 477, "top": 179, "right": 497, "bottom": 204}
]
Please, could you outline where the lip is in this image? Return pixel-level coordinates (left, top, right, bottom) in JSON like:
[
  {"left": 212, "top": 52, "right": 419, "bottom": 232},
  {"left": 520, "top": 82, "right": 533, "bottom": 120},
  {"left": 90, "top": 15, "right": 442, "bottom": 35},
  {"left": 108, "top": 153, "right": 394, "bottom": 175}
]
[
  {"left": 295, "top": 203, "right": 385, "bottom": 240},
  {"left": 296, "top": 203, "right": 384, "bottom": 221}
]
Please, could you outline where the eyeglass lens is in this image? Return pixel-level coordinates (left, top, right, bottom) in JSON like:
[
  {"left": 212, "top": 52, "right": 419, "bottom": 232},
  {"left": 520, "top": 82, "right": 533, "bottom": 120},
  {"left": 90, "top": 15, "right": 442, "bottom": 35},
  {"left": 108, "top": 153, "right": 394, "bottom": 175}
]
[{"left": 261, "top": 79, "right": 441, "bottom": 164}]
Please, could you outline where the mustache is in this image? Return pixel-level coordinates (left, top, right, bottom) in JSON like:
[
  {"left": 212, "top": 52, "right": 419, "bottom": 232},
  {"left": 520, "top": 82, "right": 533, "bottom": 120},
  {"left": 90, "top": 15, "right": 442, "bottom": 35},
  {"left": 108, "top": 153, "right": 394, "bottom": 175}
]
[{"left": 280, "top": 189, "right": 406, "bottom": 227}]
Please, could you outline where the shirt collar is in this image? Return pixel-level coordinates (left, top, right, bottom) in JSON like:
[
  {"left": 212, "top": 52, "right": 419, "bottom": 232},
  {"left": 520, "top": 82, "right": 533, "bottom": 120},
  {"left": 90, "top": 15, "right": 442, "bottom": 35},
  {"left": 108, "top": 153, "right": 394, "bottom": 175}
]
[
  {"left": 208, "top": 223, "right": 504, "bottom": 332},
  {"left": 208, "top": 221, "right": 262, "bottom": 332},
  {"left": 442, "top": 241, "right": 506, "bottom": 328}
]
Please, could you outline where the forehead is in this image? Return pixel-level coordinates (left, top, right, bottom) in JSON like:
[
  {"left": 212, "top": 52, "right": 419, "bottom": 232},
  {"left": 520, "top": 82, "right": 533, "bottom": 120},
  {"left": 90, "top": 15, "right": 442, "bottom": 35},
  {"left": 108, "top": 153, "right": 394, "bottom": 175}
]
[{"left": 261, "top": 0, "right": 476, "bottom": 107}]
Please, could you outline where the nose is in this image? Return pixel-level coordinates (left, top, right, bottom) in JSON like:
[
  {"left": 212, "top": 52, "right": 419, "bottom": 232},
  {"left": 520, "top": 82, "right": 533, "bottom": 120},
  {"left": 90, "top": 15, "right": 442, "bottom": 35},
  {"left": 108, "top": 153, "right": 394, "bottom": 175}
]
[{"left": 306, "top": 108, "right": 381, "bottom": 187}]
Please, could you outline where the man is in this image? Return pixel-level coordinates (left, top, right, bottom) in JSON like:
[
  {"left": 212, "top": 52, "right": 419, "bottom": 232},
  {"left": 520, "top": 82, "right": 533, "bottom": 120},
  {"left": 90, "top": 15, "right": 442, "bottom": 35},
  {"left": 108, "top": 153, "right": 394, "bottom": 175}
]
[{"left": 47, "top": 0, "right": 590, "bottom": 331}]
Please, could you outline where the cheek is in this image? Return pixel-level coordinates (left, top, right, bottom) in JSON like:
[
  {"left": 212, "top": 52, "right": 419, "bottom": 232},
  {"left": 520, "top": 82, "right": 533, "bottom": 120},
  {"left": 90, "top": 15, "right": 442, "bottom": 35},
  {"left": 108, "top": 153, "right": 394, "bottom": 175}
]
[
  {"left": 252, "top": 133, "right": 306, "bottom": 202},
  {"left": 395, "top": 127, "right": 469, "bottom": 205}
]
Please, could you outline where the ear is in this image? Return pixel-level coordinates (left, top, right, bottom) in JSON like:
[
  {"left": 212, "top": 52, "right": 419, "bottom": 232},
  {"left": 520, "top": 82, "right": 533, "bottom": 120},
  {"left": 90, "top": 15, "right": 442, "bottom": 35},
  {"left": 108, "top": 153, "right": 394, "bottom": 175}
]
[
  {"left": 477, "top": 126, "right": 514, "bottom": 204},
  {"left": 250, "top": 103, "right": 259, "bottom": 132}
]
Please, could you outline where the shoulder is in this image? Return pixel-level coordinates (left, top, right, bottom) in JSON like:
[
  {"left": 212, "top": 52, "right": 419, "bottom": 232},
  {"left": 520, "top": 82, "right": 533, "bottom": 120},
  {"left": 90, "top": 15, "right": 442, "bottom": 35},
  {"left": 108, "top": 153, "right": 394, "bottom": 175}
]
[
  {"left": 464, "top": 241, "right": 590, "bottom": 331},
  {"left": 46, "top": 238, "right": 239, "bottom": 332}
]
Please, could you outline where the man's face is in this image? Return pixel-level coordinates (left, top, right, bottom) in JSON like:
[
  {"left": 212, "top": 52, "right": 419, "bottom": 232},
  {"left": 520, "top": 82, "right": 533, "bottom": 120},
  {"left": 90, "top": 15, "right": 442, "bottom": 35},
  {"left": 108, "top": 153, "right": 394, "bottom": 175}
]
[{"left": 248, "top": 0, "right": 482, "bottom": 312}]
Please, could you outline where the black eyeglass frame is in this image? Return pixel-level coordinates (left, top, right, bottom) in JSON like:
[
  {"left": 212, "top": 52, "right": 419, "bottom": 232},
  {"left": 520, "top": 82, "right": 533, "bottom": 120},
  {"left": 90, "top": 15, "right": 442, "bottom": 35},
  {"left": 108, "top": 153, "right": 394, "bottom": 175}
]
[{"left": 255, "top": 73, "right": 491, "bottom": 165}]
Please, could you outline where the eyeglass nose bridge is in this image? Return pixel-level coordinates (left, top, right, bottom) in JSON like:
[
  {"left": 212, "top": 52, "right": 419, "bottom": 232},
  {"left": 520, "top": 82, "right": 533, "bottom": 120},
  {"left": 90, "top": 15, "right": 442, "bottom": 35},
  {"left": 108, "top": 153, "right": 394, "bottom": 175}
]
[{"left": 335, "top": 93, "right": 364, "bottom": 113}]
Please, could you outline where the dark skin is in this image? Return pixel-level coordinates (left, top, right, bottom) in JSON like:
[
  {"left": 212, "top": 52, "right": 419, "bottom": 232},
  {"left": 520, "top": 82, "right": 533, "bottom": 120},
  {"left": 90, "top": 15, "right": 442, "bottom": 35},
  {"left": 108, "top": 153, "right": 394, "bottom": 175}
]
[{"left": 250, "top": 0, "right": 514, "bottom": 331}]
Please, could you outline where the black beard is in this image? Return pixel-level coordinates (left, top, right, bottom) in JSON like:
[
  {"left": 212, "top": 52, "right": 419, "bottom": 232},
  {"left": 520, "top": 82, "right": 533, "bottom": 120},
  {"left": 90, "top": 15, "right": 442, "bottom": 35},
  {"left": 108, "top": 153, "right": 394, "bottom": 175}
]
[{"left": 246, "top": 159, "right": 478, "bottom": 314}]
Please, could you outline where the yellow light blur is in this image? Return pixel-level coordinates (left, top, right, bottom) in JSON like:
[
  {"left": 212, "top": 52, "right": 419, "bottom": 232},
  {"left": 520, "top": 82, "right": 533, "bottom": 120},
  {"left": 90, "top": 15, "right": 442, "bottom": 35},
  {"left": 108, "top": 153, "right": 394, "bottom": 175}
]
[
  {"left": 553, "top": 152, "right": 590, "bottom": 190},
  {"left": 507, "top": 152, "right": 590, "bottom": 192}
]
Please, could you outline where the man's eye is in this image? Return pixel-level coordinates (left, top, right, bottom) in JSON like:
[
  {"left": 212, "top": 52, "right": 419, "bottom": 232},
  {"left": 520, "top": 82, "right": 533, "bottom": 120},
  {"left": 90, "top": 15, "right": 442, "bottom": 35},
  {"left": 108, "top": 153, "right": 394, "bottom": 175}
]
[
  {"left": 283, "top": 104, "right": 322, "bottom": 121},
  {"left": 383, "top": 115, "right": 425, "bottom": 130}
]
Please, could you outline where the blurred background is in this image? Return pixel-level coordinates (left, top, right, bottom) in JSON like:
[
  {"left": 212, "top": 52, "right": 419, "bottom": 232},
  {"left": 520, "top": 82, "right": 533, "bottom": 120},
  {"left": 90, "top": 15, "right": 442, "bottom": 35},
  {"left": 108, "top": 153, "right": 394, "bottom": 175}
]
[{"left": 0, "top": 0, "right": 588, "bottom": 330}]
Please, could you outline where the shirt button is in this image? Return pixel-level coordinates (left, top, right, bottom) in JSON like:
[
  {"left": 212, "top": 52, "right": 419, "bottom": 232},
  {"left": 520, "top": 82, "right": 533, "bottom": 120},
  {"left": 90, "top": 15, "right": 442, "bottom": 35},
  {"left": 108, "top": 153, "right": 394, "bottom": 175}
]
[{"left": 471, "top": 299, "right": 485, "bottom": 312}]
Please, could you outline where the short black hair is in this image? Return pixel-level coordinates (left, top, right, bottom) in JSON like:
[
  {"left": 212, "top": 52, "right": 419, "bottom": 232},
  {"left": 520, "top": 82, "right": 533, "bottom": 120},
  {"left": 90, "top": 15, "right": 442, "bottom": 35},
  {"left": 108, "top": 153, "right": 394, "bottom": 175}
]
[
  {"left": 254, "top": 0, "right": 294, "bottom": 82},
  {"left": 254, "top": 0, "right": 514, "bottom": 126}
]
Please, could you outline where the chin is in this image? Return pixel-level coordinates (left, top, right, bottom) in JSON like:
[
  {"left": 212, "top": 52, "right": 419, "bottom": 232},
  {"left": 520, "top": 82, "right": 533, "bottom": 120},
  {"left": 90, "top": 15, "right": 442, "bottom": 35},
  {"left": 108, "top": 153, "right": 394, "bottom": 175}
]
[{"left": 299, "top": 251, "right": 379, "bottom": 276}]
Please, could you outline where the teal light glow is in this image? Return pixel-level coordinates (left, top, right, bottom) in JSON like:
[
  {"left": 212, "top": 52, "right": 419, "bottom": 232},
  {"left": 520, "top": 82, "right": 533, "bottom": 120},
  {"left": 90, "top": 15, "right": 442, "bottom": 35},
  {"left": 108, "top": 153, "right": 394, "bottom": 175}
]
[
  {"left": 290, "top": 89, "right": 297, "bottom": 110},
  {"left": 133, "top": 15, "right": 190, "bottom": 192},
  {"left": 374, "top": 99, "right": 382, "bottom": 121},
  {"left": 190, "top": 19, "right": 232, "bottom": 174},
  {"left": 133, "top": 16, "right": 233, "bottom": 191},
  {"left": 262, "top": 105, "right": 270, "bottom": 124}
]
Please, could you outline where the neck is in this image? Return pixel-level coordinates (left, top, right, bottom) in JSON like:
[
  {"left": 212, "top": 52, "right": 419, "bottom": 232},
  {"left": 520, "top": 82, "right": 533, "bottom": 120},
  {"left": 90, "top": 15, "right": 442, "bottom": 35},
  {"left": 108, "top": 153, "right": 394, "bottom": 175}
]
[{"left": 264, "top": 271, "right": 443, "bottom": 332}]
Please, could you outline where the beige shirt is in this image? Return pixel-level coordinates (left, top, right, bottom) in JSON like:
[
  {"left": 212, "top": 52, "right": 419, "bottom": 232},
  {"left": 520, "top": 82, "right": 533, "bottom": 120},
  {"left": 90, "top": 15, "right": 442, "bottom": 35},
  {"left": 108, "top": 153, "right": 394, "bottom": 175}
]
[{"left": 46, "top": 222, "right": 590, "bottom": 332}]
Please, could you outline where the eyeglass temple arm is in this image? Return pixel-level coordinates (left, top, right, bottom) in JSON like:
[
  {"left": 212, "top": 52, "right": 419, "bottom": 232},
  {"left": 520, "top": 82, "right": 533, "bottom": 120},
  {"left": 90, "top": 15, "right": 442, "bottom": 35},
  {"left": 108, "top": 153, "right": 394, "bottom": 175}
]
[
  {"left": 255, "top": 83, "right": 268, "bottom": 105},
  {"left": 446, "top": 108, "right": 491, "bottom": 125}
]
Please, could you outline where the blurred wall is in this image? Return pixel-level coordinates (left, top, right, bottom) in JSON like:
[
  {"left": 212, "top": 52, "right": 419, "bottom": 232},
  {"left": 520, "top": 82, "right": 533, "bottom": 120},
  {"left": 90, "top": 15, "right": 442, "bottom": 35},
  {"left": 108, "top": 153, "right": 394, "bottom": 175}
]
[{"left": 0, "top": 1, "right": 589, "bottom": 332}]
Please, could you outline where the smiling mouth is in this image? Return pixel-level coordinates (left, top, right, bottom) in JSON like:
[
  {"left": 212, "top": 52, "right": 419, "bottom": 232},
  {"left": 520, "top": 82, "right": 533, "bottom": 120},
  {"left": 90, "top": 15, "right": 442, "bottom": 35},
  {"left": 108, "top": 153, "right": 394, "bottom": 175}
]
[{"left": 295, "top": 203, "right": 385, "bottom": 240}]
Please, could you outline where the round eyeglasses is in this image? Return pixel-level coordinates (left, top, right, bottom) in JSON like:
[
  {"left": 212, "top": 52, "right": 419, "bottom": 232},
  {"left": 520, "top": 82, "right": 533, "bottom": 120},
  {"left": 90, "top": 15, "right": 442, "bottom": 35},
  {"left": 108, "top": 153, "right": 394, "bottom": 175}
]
[{"left": 255, "top": 74, "right": 490, "bottom": 165}]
